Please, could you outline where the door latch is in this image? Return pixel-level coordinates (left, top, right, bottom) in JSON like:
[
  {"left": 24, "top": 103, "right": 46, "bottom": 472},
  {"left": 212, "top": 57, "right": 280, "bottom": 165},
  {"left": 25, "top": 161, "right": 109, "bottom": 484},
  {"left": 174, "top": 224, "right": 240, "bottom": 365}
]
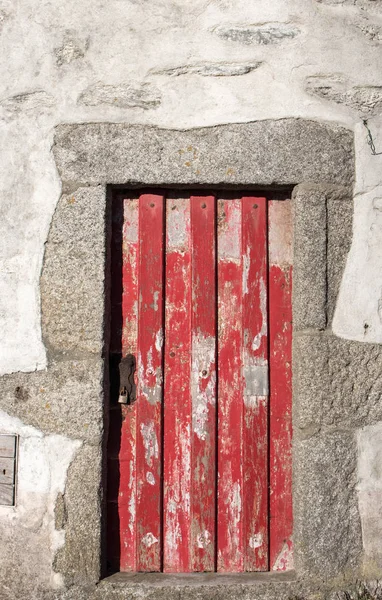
[{"left": 118, "top": 354, "right": 137, "bottom": 405}]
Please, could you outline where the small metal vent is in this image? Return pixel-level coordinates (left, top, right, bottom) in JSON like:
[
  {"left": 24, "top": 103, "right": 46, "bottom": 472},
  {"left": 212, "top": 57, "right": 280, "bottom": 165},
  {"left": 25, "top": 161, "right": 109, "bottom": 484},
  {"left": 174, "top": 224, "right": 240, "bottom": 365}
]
[{"left": 0, "top": 435, "right": 17, "bottom": 506}]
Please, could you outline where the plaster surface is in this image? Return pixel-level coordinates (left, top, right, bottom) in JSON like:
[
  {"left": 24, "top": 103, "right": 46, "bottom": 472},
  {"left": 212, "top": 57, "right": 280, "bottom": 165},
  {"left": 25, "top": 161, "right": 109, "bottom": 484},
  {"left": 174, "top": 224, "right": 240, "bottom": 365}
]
[{"left": 0, "top": 411, "right": 81, "bottom": 596}]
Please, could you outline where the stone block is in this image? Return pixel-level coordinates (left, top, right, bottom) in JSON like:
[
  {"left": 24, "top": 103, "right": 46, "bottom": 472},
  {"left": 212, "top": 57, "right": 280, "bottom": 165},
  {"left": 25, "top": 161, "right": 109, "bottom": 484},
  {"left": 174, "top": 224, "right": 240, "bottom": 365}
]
[
  {"left": 91, "top": 574, "right": 302, "bottom": 600},
  {"left": 326, "top": 188, "right": 353, "bottom": 326},
  {"left": 54, "top": 443, "right": 103, "bottom": 585},
  {"left": 0, "top": 357, "right": 105, "bottom": 441},
  {"left": 151, "top": 62, "right": 262, "bottom": 77},
  {"left": 293, "top": 184, "right": 327, "bottom": 331},
  {"left": 305, "top": 75, "right": 382, "bottom": 118},
  {"left": 54, "top": 32, "right": 89, "bottom": 66},
  {"left": 293, "top": 333, "right": 329, "bottom": 434},
  {"left": 41, "top": 186, "right": 107, "bottom": 358},
  {"left": 212, "top": 23, "right": 300, "bottom": 45},
  {"left": 294, "top": 431, "right": 362, "bottom": 579},
  {"left": 53, "top": 120, "right": 354, "bottom": 189},
  {"left": 294, "top": 334, "right": 382, "bottom": 433},
  {"left": 78, "top": 83, "right": 161, "bottom": 110},
  {"left": 0, "top": 90, "right": 56, "bottom": 118}
]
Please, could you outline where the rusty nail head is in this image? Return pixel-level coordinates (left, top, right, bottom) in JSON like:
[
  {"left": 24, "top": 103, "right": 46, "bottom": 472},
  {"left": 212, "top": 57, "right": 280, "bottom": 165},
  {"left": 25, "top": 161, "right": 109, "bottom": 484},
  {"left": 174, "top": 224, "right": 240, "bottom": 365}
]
[
  {"left": 150, "top": 203, "right": 155, "bottom": 207},
  {"left": 170, "top": 351, "right": 175, "bottom": 357},
  {"left": 201, "top": 203, "right": 206, "bottom": 208},
  {"left": 202, "top": 370, "right": 208, "bottom": 376},
  {"left": 253, "top": 204, "right": 258, "bottom": 209}
]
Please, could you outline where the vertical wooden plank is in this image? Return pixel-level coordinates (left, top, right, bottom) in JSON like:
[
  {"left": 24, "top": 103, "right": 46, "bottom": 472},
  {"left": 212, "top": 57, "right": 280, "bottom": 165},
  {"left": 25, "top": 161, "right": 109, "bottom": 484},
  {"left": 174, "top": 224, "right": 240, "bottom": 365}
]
[
  {"left": 118, "top": 196, "right": 139, "bottom": 571},
  {"left": 190, "top": 195, "right": 217, "bottom": 572},
  {"left": 108, "top": 192, "right": 139, "bottom": 572},
  {"left": 217, "top": 198, "right": 244, "bottom": 572},
  {"left": 136, "top": 193, "right": 165, "bottom": 572},
  {"left": 163, "top": 197, "right": 192, "bottom": 572},
  {"left": 268, "top": 199, "right": 293, "bottom": 572},
  {"left": 242, "top": 196, "right": 269, "bottom": 571}
]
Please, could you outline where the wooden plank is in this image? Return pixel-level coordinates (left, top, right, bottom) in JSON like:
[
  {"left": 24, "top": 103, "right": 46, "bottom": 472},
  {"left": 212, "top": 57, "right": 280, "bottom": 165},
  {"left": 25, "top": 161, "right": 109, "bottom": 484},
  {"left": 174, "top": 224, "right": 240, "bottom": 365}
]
[
  {"left": 0, "top": 435, "right": 16, "bottom": 458},
  {"left": 163, "top": 197, "right": 192, "bottom": 572},
  {"left": 119, "top": 195, "right": 139, "bottom": 572},
  {"left": 0, "top": 483, "right": 14, "bottom": 506},
  {"left": 190, "top": 195, "right": 217, "bottom": 572},
  {"left": 268, "top": 199, "right": 293, "bottom": 572},
  {"left": 242, "top": 196, "right": 269, "bottom": 571},
  {"left": 0, "top": 457, "right": 15, "bottom": 485},
  {"left": 108, "top": 193, "right": 139, "bottom": 572},
  {"left": 217, "top": 198, "right": 244, "bottom": 572},
  {"left": 136, "top": 193, "right": 165, "bottom": 572}
]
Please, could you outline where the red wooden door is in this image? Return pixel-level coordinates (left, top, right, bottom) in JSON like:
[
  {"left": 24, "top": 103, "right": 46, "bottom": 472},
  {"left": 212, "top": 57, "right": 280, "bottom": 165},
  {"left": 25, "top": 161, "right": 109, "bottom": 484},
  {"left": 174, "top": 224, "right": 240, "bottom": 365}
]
[{"left": 108, "top": 191, "right": 293, "bottom": 573}]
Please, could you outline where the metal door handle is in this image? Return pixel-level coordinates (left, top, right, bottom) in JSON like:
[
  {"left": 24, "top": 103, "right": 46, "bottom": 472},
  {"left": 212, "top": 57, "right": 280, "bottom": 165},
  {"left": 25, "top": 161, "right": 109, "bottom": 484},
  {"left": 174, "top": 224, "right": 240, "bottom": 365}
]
[{"left": 118, "top": 354, "right": 137, "bottom": 404}]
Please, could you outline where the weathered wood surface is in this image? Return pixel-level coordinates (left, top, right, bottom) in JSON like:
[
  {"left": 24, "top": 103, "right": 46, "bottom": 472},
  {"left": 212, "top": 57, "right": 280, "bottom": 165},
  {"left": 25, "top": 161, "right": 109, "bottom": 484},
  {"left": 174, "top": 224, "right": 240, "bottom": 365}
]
[
  {"left": 109, "top": 192, "right": 293, "bottom": 573},
  {"left": 163, "top": 196, "right": 192, "bottom": 572},
  {"left": 190, "top": 195, "right": 216, "bottom": 572},
  {"left": 135, "top": 193, "right": 165, "bottom": 572},
  {"left": 268, "top": 199, "right": 293, "bottom": 571}
]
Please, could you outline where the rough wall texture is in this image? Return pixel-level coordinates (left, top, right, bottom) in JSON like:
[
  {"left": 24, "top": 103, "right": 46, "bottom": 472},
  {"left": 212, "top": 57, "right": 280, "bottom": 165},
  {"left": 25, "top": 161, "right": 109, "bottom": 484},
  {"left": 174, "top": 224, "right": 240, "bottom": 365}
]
[{"left": 1, "top": 0, "right": 382, "bottom": 598}]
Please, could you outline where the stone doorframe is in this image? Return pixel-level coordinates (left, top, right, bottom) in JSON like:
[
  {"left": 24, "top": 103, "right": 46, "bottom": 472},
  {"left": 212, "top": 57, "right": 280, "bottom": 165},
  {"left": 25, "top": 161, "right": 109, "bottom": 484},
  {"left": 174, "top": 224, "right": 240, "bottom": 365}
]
[{"left": 37, "top": 118, "right": 375, "bottom": 597}]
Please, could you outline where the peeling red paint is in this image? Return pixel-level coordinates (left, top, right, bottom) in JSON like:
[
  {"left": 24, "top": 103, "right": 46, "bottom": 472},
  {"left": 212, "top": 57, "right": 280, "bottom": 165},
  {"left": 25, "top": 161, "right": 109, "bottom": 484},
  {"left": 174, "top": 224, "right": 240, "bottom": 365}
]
[
  {"left": 108, "top": 192, "right": 293, "bottom": 573},
  {"left": 163, "top": 197, "right": 192, "bottom": 572},
  {"left": 135, "top": 193, "right": 165, "bottom": 572},
  {"left": 268, "top": 199, "right": 293, "bottom": 572},
  {"left": 190, "top": 195, "right": 216, "bottom": 572}
]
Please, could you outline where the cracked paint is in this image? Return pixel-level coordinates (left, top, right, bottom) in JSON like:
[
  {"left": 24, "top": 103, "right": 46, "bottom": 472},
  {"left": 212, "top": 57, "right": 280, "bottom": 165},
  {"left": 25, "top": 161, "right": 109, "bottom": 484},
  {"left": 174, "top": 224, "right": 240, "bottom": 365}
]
[
  {"left": 191, "top": 333, "right": 216, "bottom": 441},
  {"left": 140, "top": 421, "right": 159, "bottom": 467}
]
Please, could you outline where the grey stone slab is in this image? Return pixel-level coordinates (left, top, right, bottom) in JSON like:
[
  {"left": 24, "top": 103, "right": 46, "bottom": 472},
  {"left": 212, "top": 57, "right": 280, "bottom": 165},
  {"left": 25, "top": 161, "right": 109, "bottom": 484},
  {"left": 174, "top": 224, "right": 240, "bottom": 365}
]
[
  {"left": 305, "top": 75, "right": 382, "bottom": 118},
  {"left": 294, "top": 333, "right": 382, "bottom": 433},
  {"left": 53, "top": 120, "right": 354, "bottom": 188},
  {"left": 54, "top": 443, "right": 103, "bottom": 586},
  {"left": 78, "top": 83, "right": 161, "bottom": 110},
  {"left": 327, "top": 187, "right": 353, "bottom": 326},
  {"left": 0, "top": 357, "right": 104, "bottom": 441},
  {"left": 293, "top": 430, "right": 363, "bottom": 579},
  {"left": 293, "top": 333, "right": 329, "bottom": 434},
  {"left": 52, "top": 574, "right": 306, "bottom": 600},
  {"left": 293, "top": 183, "right": 352, "bottom": 331},
  {"left": 151, "top": 62, "right": 263, "bottom": 76},
  {"left": 293, "top": 184, "right": 327, "bottom": 331},
  {"left": 41, "top": 186, "right": 107, "bottom": 358},
  {"left": 212, "top": 23, "right": 300, "bottom": 45}
]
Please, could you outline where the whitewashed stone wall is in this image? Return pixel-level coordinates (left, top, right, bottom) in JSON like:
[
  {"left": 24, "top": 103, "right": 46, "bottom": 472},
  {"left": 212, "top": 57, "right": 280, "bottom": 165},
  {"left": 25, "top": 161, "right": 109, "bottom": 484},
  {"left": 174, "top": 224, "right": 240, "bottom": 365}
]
[{"left": 0, "top": 0, "right": 382, "bottom": 597}]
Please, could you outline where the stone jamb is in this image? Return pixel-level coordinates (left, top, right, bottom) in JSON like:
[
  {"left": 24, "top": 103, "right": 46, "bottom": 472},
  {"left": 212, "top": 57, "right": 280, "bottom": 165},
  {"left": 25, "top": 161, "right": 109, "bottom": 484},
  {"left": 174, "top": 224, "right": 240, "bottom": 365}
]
[{"left": 31, "top": 118, "right": 367, "bottom": 597}]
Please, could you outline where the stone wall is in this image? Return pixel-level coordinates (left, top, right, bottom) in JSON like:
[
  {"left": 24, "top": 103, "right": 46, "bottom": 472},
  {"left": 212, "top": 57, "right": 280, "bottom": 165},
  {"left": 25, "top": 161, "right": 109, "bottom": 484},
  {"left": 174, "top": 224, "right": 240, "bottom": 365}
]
[{"left": 1, "top": 1, "right": 382, "bottom": 598}]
